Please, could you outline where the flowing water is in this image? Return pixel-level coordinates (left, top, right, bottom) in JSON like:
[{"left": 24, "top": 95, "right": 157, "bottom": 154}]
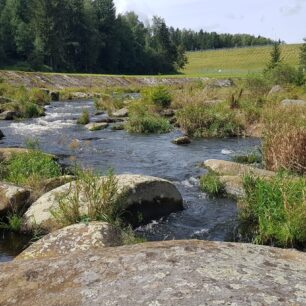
[{"left": 0, "top": 100, "right": 260, "bottom": 261}]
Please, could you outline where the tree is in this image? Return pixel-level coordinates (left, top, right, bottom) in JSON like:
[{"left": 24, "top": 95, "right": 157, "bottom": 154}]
[{"left": 267, "top": 42, "right": 282, "bottom": 69}]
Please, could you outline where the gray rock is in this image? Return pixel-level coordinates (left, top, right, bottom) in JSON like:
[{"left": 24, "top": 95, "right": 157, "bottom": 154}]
[
  {"left": 112, "top": 108, "right": 129, "bottom": 117},
  {"left": 172, "top": 136, "right": 191, "bottom": 145},
  {"left": 85, "top": 122, "right": 109, "bottom": 131},
  {"left": 1, "top": 240, "right": 306, "bottom": 305},
  {"left": 23, "top": 174, "right": 183, "bottom": 232},
  {"left": 268, "top": 85, "right": 284, "bottom": 96},
  {"left": 17, "top": 222, "right": 122, "bottom": 260},
  {"left": 50, "top": 91, "right": 60, "bottom": 101},
  {"left": 0, "top": 182, "right": 31, "bottom": 216},
  {"left": 0, "top": 110, "right": 18, "bottom": 120},
  {"left": 281, "top": 99, "right": 305, "bottom": 107}
]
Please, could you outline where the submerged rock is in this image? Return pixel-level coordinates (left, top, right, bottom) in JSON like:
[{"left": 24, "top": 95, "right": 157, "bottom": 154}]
[
  {"left": 23, "top": 174, "right": 183, "bottom": 232},
  {"left": 17, "top": 222, "right": 122, "bottom": 260},
  {"left": 281, "top": 99, "right": 305, "bottom": 107},
  {"left": 1, "top": 240, "right": 306, "bottom": 305},
  {"left": 85, "top": 122, "right": 109, "bottom": 131},
  {"left": 112, "top": 108, "right": 128, "bottom": 118},
  {"left": 172, "top": 136, "right": 191, "bottom": 145},
  {"left": 0, "top": 182, "right": 31, "bottom": 216}
]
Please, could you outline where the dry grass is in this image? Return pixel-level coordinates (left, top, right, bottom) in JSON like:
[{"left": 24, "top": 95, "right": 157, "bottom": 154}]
[{"left": 262, "top": 105, "right": 306, "bottom": 174}]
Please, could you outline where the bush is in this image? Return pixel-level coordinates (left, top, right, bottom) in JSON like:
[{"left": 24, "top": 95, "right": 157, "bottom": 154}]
[
  {"left": 29, "top": 88, "right": 50, "bottom": 105},
  {"left": 3, "top": 151, "right": 61, "bottom": 186},
  {"left": 77, "top": 110, "right": 90, "bottom": 125},
  {"left": 51, "top": 169, "right": 123, "bottom": 227},
  {"left": 126, "top": 114, "right": 172, "bottom": 134},
  {"left": 200, "top": 172, "right": 225, "bottom": 196},
  {"left": 264, "top": 63, "right": 305, "bottom": 86},
  {"left": 239, "top": 174, "right": 306, "bottom": 248},
  {"left": 176, "top": 102, "right": 243, "bottom": 138},
  {"left": 262, "top": 105, "right": 306, "bottom": 174},
  {"left": 148, "top": 86, "right": 172, "bottom": 108}
]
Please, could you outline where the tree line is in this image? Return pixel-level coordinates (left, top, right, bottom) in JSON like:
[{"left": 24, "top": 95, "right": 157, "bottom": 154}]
[{"left": 0, "top": 0, "right": 275, "bottom": 74}]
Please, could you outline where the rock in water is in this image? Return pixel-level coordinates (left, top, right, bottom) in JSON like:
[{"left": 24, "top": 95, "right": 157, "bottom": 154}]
[
  {"left": 17, "top": 222, "right": 122, "bottom": 260},
  {"left": 172, "top": 136, "right": 191, "bottom": 145},
  {"left": 112, "top": 108, "right": 129, "bottom": 118},
  {"left": 0, "top": 129, "right": 4, "bottom": 139},
  {"left": 50, "top": 91, "right": 60, "bottom": 101},
  {"left": 85, "top": 122, "right": 109, "bottom": 131},
  {"left": 23, "top": 174, "right": 183, "bottom": 232},
  {"left": 0, "top": 182, "right": 31, "bottom": 216},
  {"left": 0, "top": 111, "right": 19, "bottom": 120},
  {"left": 1, "top": 240, "right": 305, "bottom": 305}
]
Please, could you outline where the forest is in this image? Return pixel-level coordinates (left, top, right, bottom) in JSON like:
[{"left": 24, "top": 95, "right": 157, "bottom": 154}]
[{"left": 0, "top": 0, "right": 275, "bottom": 74}]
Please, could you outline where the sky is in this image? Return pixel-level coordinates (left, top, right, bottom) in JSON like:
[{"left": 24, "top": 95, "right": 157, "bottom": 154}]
[{"left": 114, "top": 0, "right": 306, "bottom": 43}]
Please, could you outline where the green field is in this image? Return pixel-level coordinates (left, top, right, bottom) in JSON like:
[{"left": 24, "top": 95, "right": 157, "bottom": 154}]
[{"left": 182, "top": 44, "right": 302, "bottom": 77}]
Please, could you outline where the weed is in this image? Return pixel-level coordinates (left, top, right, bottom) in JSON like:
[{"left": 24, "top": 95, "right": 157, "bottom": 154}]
[
  {"left": 200, "top": 172, "right": 225, "bottom": 196},
  {"left": 77, "top": 110, "right": 90, "bottom": 125}
]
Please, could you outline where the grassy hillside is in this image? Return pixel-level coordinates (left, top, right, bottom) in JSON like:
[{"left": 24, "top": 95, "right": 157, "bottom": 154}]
[{"left": 182, "top": 44, "right": 302, "bottom": 77}]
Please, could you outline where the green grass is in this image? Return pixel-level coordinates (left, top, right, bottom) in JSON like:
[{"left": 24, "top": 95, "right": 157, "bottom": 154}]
[
  {"left": 183, "top": 44, "right": 302, "bottom": 77},
  {"left": 77, "top": 110, "right": 90, "bottom": 125},
  {"left": 200, "top": 172, "right": 225, "bottom": 196},
  {"left": 126, "top": 114, "right": 172, "bottom": 134},
  {"left": 239, "top": 174, "right": 306, "bottom": 249},
  {"left": 1, "top": 150, "right": 61, "bottom": 186}
]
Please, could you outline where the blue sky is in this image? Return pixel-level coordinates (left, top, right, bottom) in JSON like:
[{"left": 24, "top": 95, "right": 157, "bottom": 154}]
[{"left": 114, "top": 0, "right": 306, "bottom": 43}]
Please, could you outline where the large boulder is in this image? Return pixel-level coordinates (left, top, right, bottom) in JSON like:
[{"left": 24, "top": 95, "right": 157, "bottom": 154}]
[
  {"left": 1, "top": 240, "right": 306, "bottom": 305},
  {"left": 17, "top": 222, "right": 122, "bottom": 260},
  {"left": 23, "top": 174, "right": 183, "bottom": 232},
  {"left": 203, "top": 159, "right": 276, "bottom": 178},
  {"left": 0, "top": 182, "right": 31, "bottom": 216}
]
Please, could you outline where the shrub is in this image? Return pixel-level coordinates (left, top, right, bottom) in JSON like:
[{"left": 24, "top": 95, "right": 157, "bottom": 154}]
[
  {"left": 77, "top": 110, "right": 90, "bottom": 125},
  {"left": 264, "top": 63, "right": 304, "bottom": 86},
  {"left": 262, "top": 105, "right": 306, "bottom": 174},
  {"left": 51, "top": 169, "right": 123, "bottom": 227},
  {"left": 239, "top": 174, "right": 306, "bottom": 248},
  {"left": 200, "top": 172, "right": 225, "bottom": 196},
  {"left": 126, "top": 114, "right": 172, "bottom": 134},
  {"left": 3, "top": 151, "right": 61, "bottom": 186},
  {"left": 176, "top": 102, "right": 243, "bottom": 138},
  {"left": 148, "top": 86, "right": 172, "bottom": 108},
  {"left": 29, "top": 88, "right": 50, "bottom": 105}
]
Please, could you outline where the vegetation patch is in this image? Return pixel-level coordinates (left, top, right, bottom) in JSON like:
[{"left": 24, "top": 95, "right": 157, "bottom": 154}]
[
  {"left": 200, "top": 172, "right": 225, "bottom": 196},
  {"left": 239, "top": 174, "right": 306, "bottom": 249},
  {"left": 176, "top": 102, "right": 244, "bottom": 138},
  {"left": 146, "top": 86, "right": 172, "bottom": 108},
  {"left": 126, "top": 113, "right": 172, "bottom": 134},
  {"left": 232, "top": 150, "right": 262, "bottom": 165},
  {"left": 77, "top": 110, "right": 90, "bottom": 125}
]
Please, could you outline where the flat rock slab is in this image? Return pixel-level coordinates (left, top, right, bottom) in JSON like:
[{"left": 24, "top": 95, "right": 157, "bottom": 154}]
[
  {"left": 281, "top": 99, "right": 305, "bottom": 106},
  {"left": 112, "top": 108, "right": 128, "bottom": 117},
  {"left": 204, "top": 159, "right": 276, "bottom": 178},
  {"left": 1, "top": 240, "right": 305, "bottom": 305},
  {"left": 17, "top": 222, "right": 122, "bottom": 260},
  {"left": 23, "top": 174, "right": 183, "bottom": 232},
  {"left": 0, "top": 182, "right": 31, "bottom": 216}
]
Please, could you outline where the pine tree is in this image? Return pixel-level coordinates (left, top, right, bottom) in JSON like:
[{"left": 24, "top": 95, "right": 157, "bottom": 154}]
[{"left": 268, "top": 42, "right": 282, "bottom": 69}]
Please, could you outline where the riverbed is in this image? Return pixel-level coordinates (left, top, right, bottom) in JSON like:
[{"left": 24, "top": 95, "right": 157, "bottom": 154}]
[{"left": 0, "top": 100, "right": 260, "bottom": 261}]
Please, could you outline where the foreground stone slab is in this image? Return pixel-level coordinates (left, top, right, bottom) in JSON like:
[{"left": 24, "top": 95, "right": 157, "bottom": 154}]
[
  {"left": 0, "top": 182, "right": 31, "bottom": 216},
  {"left": 1, "top": 240, "right": 305, "bottom": 305},
  {"left": 23, "top": 174, "right": 183, "bottom": 232},
  {"left": 204, "top": 159, "right": 276, "bottom": 178},
  {"left": 17, "top": 222, "right": 122, "bottom": 260}
]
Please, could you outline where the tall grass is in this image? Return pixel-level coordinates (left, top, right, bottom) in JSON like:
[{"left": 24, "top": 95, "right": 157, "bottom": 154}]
[
  {"left": 77, "top": 110, "right": 90, "bottom": 125},
  {"left": 239, "top": 174, "right": 306, "bottom": 249},
  {"left": 262, "top": 105, "right": 306, "bottom": 174},
  {"left": 176, "top": 102, "right": 243, "bottom": 137}
]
